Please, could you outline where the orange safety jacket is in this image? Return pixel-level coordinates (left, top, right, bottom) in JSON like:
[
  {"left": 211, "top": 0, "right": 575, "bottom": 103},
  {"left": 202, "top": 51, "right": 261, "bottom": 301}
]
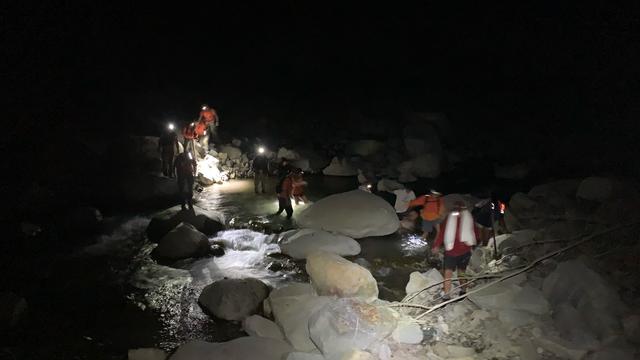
[
  {"left": 408, "top": 195, "right": 444, "bottom": 221},
  {"left": 182, "top": 123, "right": 198, "bottom": 140}
]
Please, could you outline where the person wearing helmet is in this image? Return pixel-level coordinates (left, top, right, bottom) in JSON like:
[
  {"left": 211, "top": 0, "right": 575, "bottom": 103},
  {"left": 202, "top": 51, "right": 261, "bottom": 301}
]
[
  {"left": 197, "top": 104, "right": 219, "bottom": 153},
  {"left": 159, "top": 124, "right": 180, "bottom": 177},
  {"left": 182, "top": 122, "right": 198, "bottom": 158},
  {"left": 174, "top": 151, "right": 197, "bottom": 210},
  {"left": 432, "top": 201, "right": 477, "bottom": 300}
]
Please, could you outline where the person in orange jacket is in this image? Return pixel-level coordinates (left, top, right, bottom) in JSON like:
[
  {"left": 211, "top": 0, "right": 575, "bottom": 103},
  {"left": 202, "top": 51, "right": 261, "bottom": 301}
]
[
  {"left": 274, "top": 169, "right": 294, "bottom": 219},
  {"left": 408, "top": 189, "right": 446, "bottom": 240},
  {"left": 182, "top": 122, "right": 198, "bottom": 157},
  {"left": 291, "top": 168, "right": 309, "bottom": 205},
  {"left": 197, "top": 104, "right": 219, "bottom": 153},
  {"left": 431, "top": 201, "right": 477, "bottom": 299}
]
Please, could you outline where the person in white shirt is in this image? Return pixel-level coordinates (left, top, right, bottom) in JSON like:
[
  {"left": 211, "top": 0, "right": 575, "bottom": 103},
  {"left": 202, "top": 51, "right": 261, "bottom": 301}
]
[{"left": 393, "top": 187, "right": 416, "bottom": 214}]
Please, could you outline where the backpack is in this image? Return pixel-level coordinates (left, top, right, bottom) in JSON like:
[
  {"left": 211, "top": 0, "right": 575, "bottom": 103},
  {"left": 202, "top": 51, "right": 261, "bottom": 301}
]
[{"left": 422, "top": 196, "right": 443, "bottom": 221}]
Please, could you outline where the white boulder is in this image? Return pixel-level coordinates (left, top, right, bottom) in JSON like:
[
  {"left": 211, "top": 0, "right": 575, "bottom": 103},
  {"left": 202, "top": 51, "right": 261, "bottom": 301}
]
[
  {"left": 278, "top": 229, "right": 361, "bottom": 259},
  {"left": 270, "top": 293, "right": 333, "bottom": 352},
  {"left": 169, "top": 338, "right": 293, "bottom": 360},
  {"left": 322, "top": 157, "right": 358, "bottom": 176},
  {"left": 309, "top": 298, "right": 397, "bottom": 356},
  {"left": 297, "top": 190, "right": 399, "bottom": 238},
  {"left": 153, "top": 222, "right": 209, "bottom": 260},
  {"left": 128, "top": 348, "right": 166, "bottom": 360},
  {"left": 219, "top": 145, "right": 242, "bottom": 160},
  {"left": 306, "top": 251, "right": 378, "bottom": 301},
  {"left": 405, "top": 269, "right": 443, "bottom": 299},
  {"left": 198, "top": 278, "right": 270, "bottom": 321},
  {"left": 242, "top": 315, "right": 284, "bottom": 340},
  {"left": 576, "top": 177, "right": 613, "bottom": 202}
]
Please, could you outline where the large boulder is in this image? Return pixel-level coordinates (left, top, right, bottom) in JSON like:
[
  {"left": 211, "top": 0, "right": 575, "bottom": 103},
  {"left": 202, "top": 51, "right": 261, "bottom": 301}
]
[
  {"left": 146, "top": 205, "right": 225, "bottom": 242},
  {"left": 306, "top": 251, "right": 378, "bottom": 301},
  {"left": 218, "top": 144, "right": 242, "bottom": 160},
  {"left": 468, "top": 283, "right": 548, "bottom": 315},
  {"left": 308, "top": 298, "right": 397, "bottom": 357},
  {"left": 297, "top": 190, "right": 399, "bottom": 238},
  {"left": 169, "top": 338, "right": 293, "bottom": 360},
  {"left": 542, "top": 259, "right": 627, "bottom": 340},
  {"left": 153, "top": 223, "right": 210, "bottom": 260},
  {"left": 322, "top": 157, "right": 358, "bottom": 176},
  {"left": 270, "top": 292, "right": 333, "bottom": 351},
  {"left": 345, "top": 140, "right": 385, "bottom": 157},
  {"left": 198, "top": 278, "right": 270, "bottom": 321},
  {"left": 242, "top": 315, "right": 284, "bottom": 340},
  {"left": 278, "top": 229, "right": 361, "bottom": 259},
  {"left": 576, "top": 177, "right": 614, "bottom": 202}
]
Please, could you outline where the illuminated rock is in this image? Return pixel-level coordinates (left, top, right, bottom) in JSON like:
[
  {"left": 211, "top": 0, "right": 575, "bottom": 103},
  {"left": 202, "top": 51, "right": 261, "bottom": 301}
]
[
  {"left": 305, "top": 251, "right": 378, "bottom": 301},
  {"left": 278, "top": 229, "right": 360, "bottom": 259},
  {"left": 308, "top": 298, "right": 396, "bottom": 356},
  {"left": 297, "top": 190, "right": 399, "bottom": 238},
  {"left": 270, "top": 293, "right": 332, "bottom": 352}
]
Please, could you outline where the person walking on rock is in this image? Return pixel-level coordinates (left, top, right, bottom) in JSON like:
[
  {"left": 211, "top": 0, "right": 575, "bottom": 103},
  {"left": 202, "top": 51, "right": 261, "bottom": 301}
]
[
  {"left": 159, "top": 124, "right": 180, "bottom": 177},
  {"left": 431, "top": 201, "right": 477, "bottom": 300},
  {"left": 252, "top": 151, "right": 270, "bottom": 194},
  {"left": 174, "top": 151, "right": 197, "bottom": 210},
  {"left": 197, "top": 104, "right": 219, "bottom": 148},
  {"left": 472, "top": 197, "right": 508, "bottom": 246},
  {"left": 408, "top": 189, "right": 446, "bottom": 240},
  {"left": 274, "top": 169, "right": 294, "bottom": 219}
]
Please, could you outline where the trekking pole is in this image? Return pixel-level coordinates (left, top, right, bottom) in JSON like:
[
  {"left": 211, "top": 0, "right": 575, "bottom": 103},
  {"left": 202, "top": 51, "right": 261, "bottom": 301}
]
[{"left": 490, "top": 202, "right": 499, "bottom": 260}]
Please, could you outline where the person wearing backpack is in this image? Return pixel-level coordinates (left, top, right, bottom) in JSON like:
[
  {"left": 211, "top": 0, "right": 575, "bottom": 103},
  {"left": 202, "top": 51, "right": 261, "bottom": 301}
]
[
  {"left": 408, "top": 189, "right": 446, "bottom": 240},
  {"left": 431, "top": 201, "right": 477, "bottom": 300},
  {"left": 274, "top": 169, "right": 294, "bottom": 219}
]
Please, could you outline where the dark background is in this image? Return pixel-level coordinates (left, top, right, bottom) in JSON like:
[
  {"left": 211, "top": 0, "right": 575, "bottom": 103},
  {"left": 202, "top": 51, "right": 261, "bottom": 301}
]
[{"left": 4, "top": 2, "right": 640, "bottom": 208}]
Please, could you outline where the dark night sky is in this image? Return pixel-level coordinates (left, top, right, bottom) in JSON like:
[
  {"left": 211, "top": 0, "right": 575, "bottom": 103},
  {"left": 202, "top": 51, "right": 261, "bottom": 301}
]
[{"left": 4, "top": 2, "right": 640, "bottom": 171}]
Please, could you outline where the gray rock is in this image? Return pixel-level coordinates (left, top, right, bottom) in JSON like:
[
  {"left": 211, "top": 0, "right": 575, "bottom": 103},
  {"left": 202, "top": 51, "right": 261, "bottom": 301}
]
[
  {"left": 146, "top": 205, "right": 224, "bottom": 242},
  {"left": 128, "top": 348, "right": 166, "bottom": 360},
  {"left": 153, "top": 223, "right": 209, "bottom": 260},
  {"left": 198, "top": 278, "right": 270, "bottom": 321}
]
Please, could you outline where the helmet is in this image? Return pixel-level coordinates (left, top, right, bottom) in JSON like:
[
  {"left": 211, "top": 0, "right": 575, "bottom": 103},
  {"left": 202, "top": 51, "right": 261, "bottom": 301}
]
[
  {"left": 201, "top": 104, "right": 209, "bottom": 110},
  {"left": 430, "top": 189, "right": 442, "bottom": 196}
]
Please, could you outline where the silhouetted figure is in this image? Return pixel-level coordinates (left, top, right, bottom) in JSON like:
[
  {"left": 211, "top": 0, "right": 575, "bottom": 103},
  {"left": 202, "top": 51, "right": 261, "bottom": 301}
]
[
  {"left": 159, "top": 127, "right": 179, "bottom": 177},
  {"left": 174, "top": 151, "right": 197, "bottom": 210},
  {"left": 252, "top": 154, "right": 270, "bottom": 194}
]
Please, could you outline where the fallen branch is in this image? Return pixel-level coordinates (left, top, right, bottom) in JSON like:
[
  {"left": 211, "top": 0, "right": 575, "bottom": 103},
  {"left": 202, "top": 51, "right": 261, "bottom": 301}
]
[
  {"left": 401, "top": 267, "right": 526, "bottom": 303},
  {"left": 412, "top": 221, "right": 640, "bottom": 320}
]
